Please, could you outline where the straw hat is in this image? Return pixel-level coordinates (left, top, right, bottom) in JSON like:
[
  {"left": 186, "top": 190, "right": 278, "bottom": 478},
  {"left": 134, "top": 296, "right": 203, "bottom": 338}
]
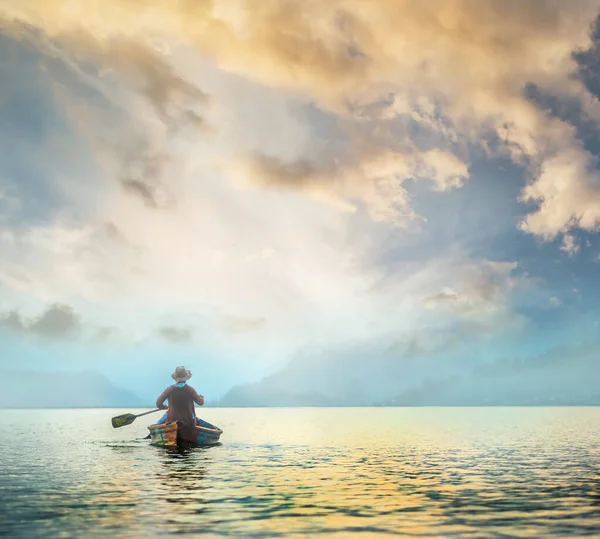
[{"left": 171, "top": 366, "right": 192, "bottom": 382}]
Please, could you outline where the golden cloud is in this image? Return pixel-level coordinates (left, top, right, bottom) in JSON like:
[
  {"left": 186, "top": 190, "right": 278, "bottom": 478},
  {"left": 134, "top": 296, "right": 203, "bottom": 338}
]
[{"left": 2, "top": 0, "right": 600, "bottom": 238}]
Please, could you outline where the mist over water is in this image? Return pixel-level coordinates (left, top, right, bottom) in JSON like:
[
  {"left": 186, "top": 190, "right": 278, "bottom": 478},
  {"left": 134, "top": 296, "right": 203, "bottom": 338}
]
[{"left": 1, "top": 407, "right": 600, "bottom": 538}]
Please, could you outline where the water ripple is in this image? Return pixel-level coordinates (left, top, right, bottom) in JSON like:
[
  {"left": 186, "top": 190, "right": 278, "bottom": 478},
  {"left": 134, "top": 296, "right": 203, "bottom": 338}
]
[{"left": 1, "top": 408, "right": 600, "bottom": 537}]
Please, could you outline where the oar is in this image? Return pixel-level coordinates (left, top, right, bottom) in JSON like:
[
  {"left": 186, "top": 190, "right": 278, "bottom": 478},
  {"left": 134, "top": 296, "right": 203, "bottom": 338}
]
[{"left": 111, "top": 408, "right": 162, "bottom": 428}]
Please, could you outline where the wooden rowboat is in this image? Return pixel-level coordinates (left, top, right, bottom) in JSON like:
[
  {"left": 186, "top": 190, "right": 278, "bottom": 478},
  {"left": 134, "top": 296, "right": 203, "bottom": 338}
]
[{"left": 147, "top": 418, "right": 223, "bottom": 447}]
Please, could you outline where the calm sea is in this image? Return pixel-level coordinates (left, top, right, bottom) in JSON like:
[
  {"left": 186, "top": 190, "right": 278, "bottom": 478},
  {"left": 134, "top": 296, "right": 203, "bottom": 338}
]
[{"left": 1, "top": 407, "right": 599, "bottom": 538}]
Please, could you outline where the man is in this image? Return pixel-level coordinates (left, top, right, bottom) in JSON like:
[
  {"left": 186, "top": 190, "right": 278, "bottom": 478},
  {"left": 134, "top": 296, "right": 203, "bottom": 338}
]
[{"left": 155, "top": 366, "right": 205, "bottom": 430}]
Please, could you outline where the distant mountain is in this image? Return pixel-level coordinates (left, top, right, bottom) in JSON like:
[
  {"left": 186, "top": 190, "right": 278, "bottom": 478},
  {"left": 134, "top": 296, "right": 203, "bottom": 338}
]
[
  {"left": 219, "top": 341, "right": 600, "bottom": 407},
  {"left": 386, "top": 342, "right": 600, "bottom": 406},
  {"left": 385, "top": 376, "right": 600, "bottom": 406},
  {"left": 218, "top": 383, "right": 333, "bottom": 407},
  {"left": 218, "top": 341, "right": 442, "bottom": 407},
  {"left": 0, "top": 370, "right": 144, "bottom": 408}
]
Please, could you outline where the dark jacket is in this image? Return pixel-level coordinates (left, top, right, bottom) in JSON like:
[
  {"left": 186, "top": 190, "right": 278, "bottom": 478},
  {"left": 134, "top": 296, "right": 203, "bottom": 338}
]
[{"left": 156, "top": 384, "right": 204, "bottom": 430}]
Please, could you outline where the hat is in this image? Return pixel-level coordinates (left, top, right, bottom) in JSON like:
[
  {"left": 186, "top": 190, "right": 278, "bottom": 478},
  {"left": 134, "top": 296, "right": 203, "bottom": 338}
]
[{"left": 171, "top": 366, "right": 192, "bottom": 382}]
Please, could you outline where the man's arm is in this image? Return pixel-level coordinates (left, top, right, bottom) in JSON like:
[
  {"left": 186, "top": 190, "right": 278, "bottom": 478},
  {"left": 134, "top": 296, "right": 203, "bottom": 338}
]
[
  {"left": 191, "top": 387, "right": 204, "bottom": 406},
  {"left": 156, "top": 387, "right": 172, "bottom": 409}
]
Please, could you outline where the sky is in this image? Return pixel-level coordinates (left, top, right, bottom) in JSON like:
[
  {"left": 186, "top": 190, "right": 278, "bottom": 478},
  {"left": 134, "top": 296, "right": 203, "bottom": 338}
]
[{"left": 2, "top": 1, "right": 600, "bottom": 401}]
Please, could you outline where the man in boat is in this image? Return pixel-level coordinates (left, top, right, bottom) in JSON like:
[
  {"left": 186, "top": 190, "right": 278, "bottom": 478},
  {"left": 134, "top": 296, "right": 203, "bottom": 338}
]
[{"left": 155, "top": 366, "right": 205, "bottom": 432}]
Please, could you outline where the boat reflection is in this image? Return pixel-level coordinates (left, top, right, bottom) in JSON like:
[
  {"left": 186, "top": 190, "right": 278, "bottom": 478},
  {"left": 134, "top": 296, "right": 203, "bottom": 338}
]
[{"left": 153, "top": 446, "right": 213, "bottom": 513}]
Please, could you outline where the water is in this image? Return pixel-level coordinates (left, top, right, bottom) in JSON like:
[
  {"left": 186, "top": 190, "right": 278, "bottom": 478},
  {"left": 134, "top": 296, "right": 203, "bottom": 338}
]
[{"left": 1, "top": 408, "right": 600, "bottom": 538}]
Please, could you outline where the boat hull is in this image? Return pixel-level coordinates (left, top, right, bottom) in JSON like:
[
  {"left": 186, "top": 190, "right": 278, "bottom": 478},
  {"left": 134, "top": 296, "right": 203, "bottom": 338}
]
[{"left": 148, "top": 419, "right": 222, "bottom": 447}]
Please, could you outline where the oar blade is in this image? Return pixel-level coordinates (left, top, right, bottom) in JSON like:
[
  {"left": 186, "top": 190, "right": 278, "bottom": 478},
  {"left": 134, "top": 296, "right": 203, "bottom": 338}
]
[{"left": 111, "top": 413, "right": 136, "bottom": 428}]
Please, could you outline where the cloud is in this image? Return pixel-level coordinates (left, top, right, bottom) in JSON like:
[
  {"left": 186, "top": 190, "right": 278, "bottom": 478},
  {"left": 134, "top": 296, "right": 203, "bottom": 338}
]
[
  {"left": 0, "top": 303, "right": 126, "bottom": 343},
  {"left": 85, "top": 38, "right": 207, "bottom": 122},
  {"left": 519, "top": 148, "right": 600, "bottom": 240},
  {"left": 223, "top": 316, "right": 267, "bottom": 335},
  {"left": 156, "top": 326, "right": 194, "bottom": 343},
  {"left": 0, "top": 223, "right": 142, "bottom": 303},
  {"left": 0, "top": 18, "right": 210, "bottom": 219},
  {"left": 240, "top": 146, "right": 468, "bottom": 225},
  {"left": 8, "top": 0, "right": 594, "bottom": 107},
  {"left": 120, "top": 178, "right": 158, "bottom": 208},
  {"left": 421, "top": 260, "right": 525, "bottom": 333},
  {"left": 13, "top": 27, "right": 209, "bottom": 127},
  {"left": 560, "top": 233, "right": 580, "bottom": 255},
  {"left": 93, "top": 326, "right": 121, "bottom": 342},
  {"left": 516, "top": 19, "right": 600, "bottom": 244},
  {"left": 385, "top": 327, "right": 465, "bottom": 359},
  {"left": 0, "top": 303, "right": 82, "bottom": 340},
  {"left": 5, "top": 0, "right": 599, "bottom": 235},
  {"left": 0, "top": 302, "right": 204, "bottom": 346},
  {"left": 548, "top": 296, "right": 563, "bottom": 309}
]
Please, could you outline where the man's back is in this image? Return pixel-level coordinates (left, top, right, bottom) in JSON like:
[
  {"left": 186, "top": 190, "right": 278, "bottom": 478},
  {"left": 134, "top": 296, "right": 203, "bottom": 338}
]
[{"left": 156, "top": 384, "right": 204, "bottom": 427}]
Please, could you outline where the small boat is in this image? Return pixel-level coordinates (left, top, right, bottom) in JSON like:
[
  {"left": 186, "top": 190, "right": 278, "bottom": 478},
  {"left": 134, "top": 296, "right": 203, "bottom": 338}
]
[{"left": 147, "top": 418, "right": 223, "bottom": 447}]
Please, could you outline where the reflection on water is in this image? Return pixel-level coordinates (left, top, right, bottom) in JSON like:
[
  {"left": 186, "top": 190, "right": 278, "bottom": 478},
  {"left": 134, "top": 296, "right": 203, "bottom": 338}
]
[{"left": 1, "top": 407, "right": 600, "bottom": 537}]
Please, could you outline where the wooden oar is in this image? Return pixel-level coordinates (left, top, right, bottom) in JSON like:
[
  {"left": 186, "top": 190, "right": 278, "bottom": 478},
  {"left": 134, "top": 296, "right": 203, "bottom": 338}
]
[{"left": 111, "top": 408, "right": 162, "bottom": 428}]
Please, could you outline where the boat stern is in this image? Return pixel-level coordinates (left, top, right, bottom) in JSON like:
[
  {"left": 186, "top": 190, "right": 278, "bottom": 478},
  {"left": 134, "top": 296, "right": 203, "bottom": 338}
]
[{"left": 148, "top": 421, "right": 178, "bottom": 447}]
